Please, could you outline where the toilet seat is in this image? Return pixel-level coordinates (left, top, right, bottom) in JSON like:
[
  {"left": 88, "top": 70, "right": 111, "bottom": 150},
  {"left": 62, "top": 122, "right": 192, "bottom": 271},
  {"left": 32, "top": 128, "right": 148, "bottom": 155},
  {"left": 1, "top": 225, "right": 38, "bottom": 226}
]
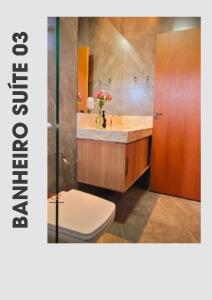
[{"left": 48, "top": 189, "right": 116, "bottom": 243}]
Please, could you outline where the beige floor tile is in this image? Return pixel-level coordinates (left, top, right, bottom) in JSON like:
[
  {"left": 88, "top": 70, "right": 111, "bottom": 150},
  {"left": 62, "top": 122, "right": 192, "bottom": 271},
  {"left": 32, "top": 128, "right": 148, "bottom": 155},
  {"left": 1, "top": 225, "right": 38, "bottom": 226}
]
[
  {"left": 148, "top": 195, "right": 200, "bottom": 238},
  {"left": 97, "top": 233, "right": 129, "bottom": 243},
  {"left": 139, "top": 220, "right": 199, "bottom": 243},
  {"left": 138, "top": 194, "right": 200, "bottom": 243},
  {"left": 95, "top": 191, "right": 200, "bottom": 243},
  {"left": 171, "top": 198, "right": 201, "bottom": 241}
]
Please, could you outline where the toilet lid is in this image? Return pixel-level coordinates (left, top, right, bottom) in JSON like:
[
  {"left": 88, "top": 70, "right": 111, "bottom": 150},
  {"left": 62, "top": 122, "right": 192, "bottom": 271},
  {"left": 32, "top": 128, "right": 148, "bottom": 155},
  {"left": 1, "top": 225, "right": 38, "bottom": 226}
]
[{"left": 48, "top": 189, "right": 116, "bottom": 240}]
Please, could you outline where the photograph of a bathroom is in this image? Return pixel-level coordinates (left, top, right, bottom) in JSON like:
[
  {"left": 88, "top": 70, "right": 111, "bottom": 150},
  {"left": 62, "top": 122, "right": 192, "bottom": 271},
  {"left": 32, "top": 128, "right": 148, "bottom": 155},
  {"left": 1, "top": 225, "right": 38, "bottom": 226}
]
[{"left": 48, "top": 16, "right": 200, "bottom": 243}]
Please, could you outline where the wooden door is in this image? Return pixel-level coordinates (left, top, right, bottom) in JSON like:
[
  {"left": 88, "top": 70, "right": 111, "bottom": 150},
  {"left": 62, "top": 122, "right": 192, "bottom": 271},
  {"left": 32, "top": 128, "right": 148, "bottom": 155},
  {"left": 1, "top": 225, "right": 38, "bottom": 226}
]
[
  {"left": 77, "top": 47, "right": 89, "bottom": 112},
  {"left": 150, "top": 28, "right": 200, "bottom": 201}
]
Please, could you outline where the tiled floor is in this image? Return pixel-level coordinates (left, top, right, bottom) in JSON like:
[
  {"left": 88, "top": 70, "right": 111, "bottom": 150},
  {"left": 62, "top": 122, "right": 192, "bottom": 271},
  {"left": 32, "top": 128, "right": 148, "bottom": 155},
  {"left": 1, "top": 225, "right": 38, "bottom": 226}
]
[{"left": 97, "top": 193, "right": 200, "bottom": 243}]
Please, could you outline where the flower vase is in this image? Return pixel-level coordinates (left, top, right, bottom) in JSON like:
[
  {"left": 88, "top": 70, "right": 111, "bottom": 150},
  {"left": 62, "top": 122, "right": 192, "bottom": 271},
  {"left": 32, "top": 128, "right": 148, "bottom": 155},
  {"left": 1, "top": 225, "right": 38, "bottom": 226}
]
[{"left": 96, "top": 106, "right": 103, "bottom": 129}]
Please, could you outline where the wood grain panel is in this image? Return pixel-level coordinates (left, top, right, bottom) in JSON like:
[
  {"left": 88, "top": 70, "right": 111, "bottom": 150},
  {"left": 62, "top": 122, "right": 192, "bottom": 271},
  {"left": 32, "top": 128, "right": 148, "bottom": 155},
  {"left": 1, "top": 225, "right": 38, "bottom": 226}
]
[
  {"left": 150, "top": 28, "right": 200, "bottom": 201},
  {"left": 125, "top": 138, "right": 149, "bottom": 189},
  {"left": 77, "top": 137, "right": 150, "bottom": 192},
  {"left": 77, "top": 47, "right": 89, "bottom": 112},
  {"left": 77, "top": 139, "right": 126, "bottom": 192}
]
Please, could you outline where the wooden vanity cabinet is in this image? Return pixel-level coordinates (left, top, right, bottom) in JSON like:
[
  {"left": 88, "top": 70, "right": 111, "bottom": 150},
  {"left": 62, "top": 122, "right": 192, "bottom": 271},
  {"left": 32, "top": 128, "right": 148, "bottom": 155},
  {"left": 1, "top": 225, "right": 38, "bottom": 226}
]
[
  {"left": 125, "top": 138, "right": 149, "bottom": 189},
  {"left": 77, "top": 137, "right": 149, "bottom": 192}
]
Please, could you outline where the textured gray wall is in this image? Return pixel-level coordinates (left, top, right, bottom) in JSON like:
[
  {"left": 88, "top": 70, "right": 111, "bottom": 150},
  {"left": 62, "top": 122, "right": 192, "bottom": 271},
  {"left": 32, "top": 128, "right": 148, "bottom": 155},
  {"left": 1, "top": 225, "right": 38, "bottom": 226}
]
[
  {"left": 59, "top": 17, "right": 78, "bottom": 192},
  {"left": 78, "top": 17, "right": 200, "bottom": 116},
  {"left": 48, "top": 17, "right": 56, "bottom": 195},
  {"left": 48, "top": 17, "right": 78, "bottom": 194}
]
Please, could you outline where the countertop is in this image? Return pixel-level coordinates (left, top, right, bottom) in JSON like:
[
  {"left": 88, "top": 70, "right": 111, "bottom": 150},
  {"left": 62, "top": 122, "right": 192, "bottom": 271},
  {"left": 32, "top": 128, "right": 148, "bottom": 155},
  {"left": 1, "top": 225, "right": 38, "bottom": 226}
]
[{"left": 77, "top": 124, "right": 152, "bottom": 143}]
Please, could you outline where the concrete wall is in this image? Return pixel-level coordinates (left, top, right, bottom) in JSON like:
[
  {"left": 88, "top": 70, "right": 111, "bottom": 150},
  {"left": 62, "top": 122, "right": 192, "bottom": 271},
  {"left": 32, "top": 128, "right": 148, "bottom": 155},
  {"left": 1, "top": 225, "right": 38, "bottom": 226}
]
[
  {"left": 48, "top": 17, "right": 78, "bottom": 194},
  {"left": 78, "top": 17, "right": 200, "bottom": 116}
]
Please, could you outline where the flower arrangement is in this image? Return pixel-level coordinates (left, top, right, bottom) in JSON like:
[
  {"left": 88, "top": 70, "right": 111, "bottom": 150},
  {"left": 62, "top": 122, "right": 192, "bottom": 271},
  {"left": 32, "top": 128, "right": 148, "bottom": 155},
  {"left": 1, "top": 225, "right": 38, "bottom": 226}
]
[
  {"left": 95, "top": 90, "right": 112, "bottom": 106},
  {"left": 94, "top": 90, "right": 112, "bottom": 129}
]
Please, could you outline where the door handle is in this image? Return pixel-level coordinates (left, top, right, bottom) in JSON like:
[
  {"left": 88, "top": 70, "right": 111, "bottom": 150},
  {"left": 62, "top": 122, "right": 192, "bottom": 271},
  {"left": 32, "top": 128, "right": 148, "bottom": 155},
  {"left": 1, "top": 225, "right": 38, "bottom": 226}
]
[
  {"left": 154, "top": 112, "right": 163, "bottom": 119},
  {"left": 154, "top": 112, "right": 163, "bottom": 116},
  {"left": 125, "top": 157, "right": 129, "bottom": 176}
]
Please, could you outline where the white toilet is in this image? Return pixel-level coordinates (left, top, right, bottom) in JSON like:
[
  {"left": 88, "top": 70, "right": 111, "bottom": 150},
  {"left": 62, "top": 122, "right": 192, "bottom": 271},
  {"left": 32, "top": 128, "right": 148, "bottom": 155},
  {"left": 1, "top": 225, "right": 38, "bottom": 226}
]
[{"left": 48, "top": 189, "right": 116, "bottom": 243}]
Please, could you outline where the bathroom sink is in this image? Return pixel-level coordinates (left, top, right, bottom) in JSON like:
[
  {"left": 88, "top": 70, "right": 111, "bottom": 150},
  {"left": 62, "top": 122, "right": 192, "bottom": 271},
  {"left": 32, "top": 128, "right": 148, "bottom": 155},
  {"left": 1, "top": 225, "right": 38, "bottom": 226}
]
[
  {"left": 109, "top": 124, "right": 143, "bottom": 131},
  {"left": 77, "top": 124, "right": 152, "bottom": 143},
  {"left": 77, "top": 113, "right": 153, "bottom": 143}
]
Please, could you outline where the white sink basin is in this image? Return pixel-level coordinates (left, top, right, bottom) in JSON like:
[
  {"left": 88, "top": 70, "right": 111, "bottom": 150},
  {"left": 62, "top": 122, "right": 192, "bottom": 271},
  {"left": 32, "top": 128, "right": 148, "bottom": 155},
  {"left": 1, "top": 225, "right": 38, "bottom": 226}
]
[
  {"left": 77, "top": 124, "right": 152, "bottom": 143},
  {"left": 109, "top": 124, "right": 144, "bottom": 131}
]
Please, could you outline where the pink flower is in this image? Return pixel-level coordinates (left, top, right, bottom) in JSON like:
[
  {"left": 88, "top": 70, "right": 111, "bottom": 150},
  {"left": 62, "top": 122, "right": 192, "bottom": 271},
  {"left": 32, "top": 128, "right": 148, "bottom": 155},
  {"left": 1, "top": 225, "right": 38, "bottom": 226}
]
[
  {"left": 95, "top": 91, "right": 100, "bottom": 98},
  {"left": 94, "top": 90, "right": 112, "bottom": 102}
]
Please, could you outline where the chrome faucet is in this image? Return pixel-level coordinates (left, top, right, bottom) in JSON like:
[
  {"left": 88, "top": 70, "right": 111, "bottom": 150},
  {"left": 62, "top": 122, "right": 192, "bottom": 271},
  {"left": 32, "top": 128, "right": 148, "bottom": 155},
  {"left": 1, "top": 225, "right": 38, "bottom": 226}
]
[{"left": 110, "top": 114, "right": 120, "bottom": 127}]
